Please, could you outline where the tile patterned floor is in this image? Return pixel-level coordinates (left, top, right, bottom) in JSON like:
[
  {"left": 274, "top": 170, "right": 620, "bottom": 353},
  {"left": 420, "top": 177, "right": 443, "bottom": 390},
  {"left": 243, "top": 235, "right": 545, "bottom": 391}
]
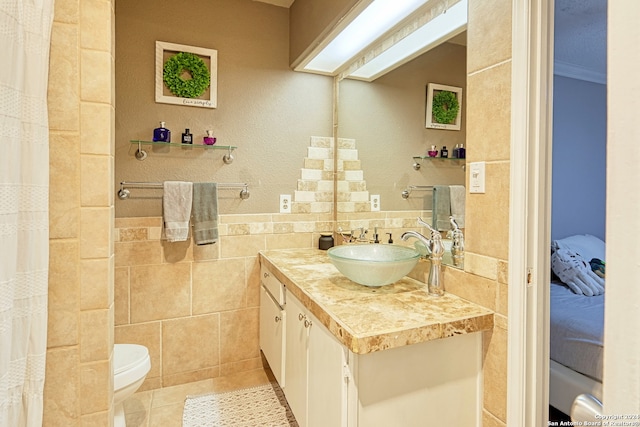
[{"left": 123, "top": 369, "right": 273, "bottom": 427}]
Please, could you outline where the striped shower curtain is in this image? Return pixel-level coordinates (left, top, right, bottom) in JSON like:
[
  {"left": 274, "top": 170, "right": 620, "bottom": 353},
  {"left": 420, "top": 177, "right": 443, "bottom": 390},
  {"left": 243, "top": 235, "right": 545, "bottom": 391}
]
[{"left": 0, "top": 0, "right": 54, "bottom": 425}]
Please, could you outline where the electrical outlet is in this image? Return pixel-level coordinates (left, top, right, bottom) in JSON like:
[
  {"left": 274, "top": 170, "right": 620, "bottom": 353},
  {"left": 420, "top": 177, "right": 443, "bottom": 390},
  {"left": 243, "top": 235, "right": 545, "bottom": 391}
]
[
  {"left": 280, "top": 194, "right": 291, "bottom": 213},
  {"left": 370, "top": 195, "right": 380, "bottom": 212}
]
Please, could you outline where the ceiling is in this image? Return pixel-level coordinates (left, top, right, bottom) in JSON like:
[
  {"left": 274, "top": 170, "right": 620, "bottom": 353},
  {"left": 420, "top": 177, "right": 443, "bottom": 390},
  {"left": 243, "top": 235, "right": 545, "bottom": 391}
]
[
  {"left": 554, "top": 0, "right": 607, "bottom": 81},
  {"left": 254, "top": 0, "right": 607, "bottom": 81}
]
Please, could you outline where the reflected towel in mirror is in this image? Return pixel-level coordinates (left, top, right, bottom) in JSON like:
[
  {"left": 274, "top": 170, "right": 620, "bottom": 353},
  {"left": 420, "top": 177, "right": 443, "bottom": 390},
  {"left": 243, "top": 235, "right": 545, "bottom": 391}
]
[
  {"left": 432, "top": 186, "right": 451, "bottom": 231},
  {"left": 449, "top": 185, "right": 465, "bottom": 228}
]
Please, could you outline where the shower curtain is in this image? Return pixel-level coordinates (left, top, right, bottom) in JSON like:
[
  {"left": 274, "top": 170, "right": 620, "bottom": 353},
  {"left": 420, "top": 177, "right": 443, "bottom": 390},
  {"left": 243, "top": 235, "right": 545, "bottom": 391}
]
[{"left": 1, "top": 0, "right": 54, "bottom": 425}]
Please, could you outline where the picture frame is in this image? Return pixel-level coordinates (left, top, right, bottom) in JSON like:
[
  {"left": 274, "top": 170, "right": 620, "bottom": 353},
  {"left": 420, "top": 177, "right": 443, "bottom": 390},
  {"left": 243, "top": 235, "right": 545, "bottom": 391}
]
[
  {"left": 155, "top": 41, "right": 218, "bottom": 109},
  {"left": 425, "top": 83, "right": 462, "bottom": 130}
]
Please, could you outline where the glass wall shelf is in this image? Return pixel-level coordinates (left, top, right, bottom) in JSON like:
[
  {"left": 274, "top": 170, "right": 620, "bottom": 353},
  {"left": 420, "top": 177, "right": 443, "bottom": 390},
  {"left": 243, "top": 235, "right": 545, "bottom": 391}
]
[
  {"left": 129, "top": 140, "right": 237, "bottom": 164},
  {"left": 412, "top": 156, "right": 465, "bottom": 171}
]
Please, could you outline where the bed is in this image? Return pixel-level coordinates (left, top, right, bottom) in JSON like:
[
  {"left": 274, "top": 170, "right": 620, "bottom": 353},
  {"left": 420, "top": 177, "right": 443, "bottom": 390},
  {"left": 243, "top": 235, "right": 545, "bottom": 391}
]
[{"left": 549, "top": 234, "right": 605, "bottom": 416}]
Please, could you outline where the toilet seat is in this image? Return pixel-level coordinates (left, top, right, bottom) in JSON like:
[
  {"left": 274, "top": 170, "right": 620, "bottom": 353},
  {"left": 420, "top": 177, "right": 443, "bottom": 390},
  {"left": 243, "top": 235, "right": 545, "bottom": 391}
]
[{"left": 114, "top": 344, "right": 151, "bottom": 391}]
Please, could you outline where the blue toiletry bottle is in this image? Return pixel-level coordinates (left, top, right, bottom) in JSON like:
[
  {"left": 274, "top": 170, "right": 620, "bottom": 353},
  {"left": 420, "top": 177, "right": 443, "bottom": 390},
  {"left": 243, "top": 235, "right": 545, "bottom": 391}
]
[{"left": 153, "top": 121, "right": 171, "bottom": 142}]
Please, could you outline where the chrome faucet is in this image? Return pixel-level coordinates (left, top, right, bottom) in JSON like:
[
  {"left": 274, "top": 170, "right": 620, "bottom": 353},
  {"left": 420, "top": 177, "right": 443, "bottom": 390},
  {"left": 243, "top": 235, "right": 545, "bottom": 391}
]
[
  {"left": 401, "top": 217, "right": 445, "bottom": 296},
  {"left": 447, "top": 216, "right": 465, "bottom": 268},
  {"left": 356, "top": 227, "right": 368, "bottom": 242}
]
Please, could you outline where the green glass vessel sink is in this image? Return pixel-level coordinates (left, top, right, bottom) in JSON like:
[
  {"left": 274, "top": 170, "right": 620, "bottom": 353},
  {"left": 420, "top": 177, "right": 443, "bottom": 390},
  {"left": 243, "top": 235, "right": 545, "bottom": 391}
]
[{"left": 327, "top": 244, "right": 420, "bottom": 287}]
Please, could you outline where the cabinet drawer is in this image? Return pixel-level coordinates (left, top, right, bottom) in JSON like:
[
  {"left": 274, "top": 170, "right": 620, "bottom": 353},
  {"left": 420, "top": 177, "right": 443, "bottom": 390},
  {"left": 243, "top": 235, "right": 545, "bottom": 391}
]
[
  {"left": 260, "top": 265, "right": 285, "bottom": 306},
  {"left": 260, "top": 286, "right": 285, "bottom": 387}
]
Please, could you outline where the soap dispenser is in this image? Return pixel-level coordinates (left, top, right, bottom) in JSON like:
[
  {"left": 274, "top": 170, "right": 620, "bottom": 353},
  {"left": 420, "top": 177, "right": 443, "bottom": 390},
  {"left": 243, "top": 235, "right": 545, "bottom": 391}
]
[{"left": 153, "top": 121, "right": 171, "bottom": 142}]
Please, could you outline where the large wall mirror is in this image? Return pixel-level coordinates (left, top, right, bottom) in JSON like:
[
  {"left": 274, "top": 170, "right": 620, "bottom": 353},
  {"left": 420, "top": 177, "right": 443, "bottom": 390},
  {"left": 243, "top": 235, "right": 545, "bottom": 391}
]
[{"left": 336, "top": 33, "right": 467, "bottom": 268}]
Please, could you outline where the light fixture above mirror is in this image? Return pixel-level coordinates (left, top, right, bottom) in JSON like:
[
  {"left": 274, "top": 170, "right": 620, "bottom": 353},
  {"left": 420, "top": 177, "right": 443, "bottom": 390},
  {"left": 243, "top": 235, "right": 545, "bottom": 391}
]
[
  {"left": 295, "top": 0, "right": 468, "bottom": 82},
  {"left": 346, "top": 0, "right": 467, "bottom": 81}
]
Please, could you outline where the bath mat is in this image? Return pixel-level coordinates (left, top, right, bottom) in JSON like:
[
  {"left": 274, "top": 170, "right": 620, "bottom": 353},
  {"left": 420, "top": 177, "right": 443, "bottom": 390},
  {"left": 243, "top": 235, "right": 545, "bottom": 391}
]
[{"left": 182, "top": 382, "right": 298, "bottom": 427}]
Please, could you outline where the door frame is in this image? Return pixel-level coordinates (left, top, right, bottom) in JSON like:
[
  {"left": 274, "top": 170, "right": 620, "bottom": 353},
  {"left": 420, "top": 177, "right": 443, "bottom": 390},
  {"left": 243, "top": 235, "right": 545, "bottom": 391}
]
[{"left": 507, "top": 0, "right": 554, "bottom": 425}]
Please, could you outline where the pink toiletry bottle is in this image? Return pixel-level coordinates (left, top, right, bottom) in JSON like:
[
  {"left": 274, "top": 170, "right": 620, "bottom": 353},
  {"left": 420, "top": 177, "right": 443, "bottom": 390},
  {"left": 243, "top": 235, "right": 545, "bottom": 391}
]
[{"left": 203, "top": 129, "right": 217, "bottom": 145}]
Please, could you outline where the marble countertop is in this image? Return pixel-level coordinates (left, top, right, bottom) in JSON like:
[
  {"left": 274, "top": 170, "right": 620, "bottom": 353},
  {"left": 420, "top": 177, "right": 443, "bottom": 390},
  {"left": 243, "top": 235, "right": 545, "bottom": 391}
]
[{"left": 259, "top": 248, "right": 494, "bottom": 354}]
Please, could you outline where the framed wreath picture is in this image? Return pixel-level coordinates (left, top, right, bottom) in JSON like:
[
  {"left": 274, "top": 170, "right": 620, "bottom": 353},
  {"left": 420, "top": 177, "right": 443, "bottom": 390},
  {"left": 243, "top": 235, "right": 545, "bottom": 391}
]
[
  {"left": 425, "top": 83, "right": 462, "bottom": 130},
  {"left": 155, "top": 41, "right": 218, "bottom": 109}
]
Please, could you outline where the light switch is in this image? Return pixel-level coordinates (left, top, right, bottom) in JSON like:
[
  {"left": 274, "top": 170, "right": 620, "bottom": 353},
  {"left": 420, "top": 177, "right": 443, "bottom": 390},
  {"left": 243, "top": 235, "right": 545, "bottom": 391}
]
[{"left": 469, "top": 161, "right": 486, "bottom": 194}]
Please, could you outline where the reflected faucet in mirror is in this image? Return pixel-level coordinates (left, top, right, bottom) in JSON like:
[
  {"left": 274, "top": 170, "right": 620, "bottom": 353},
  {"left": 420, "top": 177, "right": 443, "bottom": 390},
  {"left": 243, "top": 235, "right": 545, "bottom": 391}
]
[
  {"left": 401, "top": 217, "right": 445, "bottom": 296},
  {"left": 447, "top": 216, "right": 464, "bottom": 268}
]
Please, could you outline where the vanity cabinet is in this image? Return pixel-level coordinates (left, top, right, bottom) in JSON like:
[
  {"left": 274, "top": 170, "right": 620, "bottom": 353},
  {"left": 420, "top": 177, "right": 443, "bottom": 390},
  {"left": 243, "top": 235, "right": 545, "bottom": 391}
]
[
  {"left": 283, "top": 291, "right": 482, "bottom": 427},
  {"left": 259, "top": 267, "right": 286, "bottom": 386},
  {"left": 346, "top": 333, "right": 482, "bottom": 426},
  {"left": 259, "top": 251, "right": 490, "bottom": 427},
  {"left": 285, "top": 293, "right": 345, "bottom": 427}
]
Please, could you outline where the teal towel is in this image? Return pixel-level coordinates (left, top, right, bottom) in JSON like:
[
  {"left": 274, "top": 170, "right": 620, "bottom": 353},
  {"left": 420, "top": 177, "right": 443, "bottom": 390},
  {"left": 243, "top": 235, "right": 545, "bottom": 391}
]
[
  {"left": 432, "top": 185, "right": 451, "bottom": 231},
  {"left": 192, "top": 182, "right": 219, "bottom": 245},
  {"left": 449, "top": 185, "right": 466, "bottom": 228}
]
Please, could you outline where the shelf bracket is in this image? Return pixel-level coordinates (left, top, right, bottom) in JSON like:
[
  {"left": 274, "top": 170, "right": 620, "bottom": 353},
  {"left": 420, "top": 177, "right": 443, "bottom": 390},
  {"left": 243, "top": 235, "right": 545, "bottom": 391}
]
[
  {"left": 135, "top": 140, "right": 148, "bottom": 161},
  {"left": 223, "top": 146, "right": 234, "bottom": 164}
]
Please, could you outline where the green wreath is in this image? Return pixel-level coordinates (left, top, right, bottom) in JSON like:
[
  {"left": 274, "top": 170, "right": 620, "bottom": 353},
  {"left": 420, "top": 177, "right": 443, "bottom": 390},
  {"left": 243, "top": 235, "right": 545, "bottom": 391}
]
[
  {"left": 432, "top": 90, "right": 460, "bottom": 124},
  {"left": 163, "top": 52, "right": 211, "bottom": 98}
]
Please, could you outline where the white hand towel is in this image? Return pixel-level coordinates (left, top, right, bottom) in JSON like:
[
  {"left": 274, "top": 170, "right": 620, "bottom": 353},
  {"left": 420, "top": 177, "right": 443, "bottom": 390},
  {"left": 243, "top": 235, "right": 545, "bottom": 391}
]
[
  {"left": 162, "top": 181, "right": 193, "bottom": 242},
  {"left": 449, "top": 185, "right": 466, "bottom": 228}
]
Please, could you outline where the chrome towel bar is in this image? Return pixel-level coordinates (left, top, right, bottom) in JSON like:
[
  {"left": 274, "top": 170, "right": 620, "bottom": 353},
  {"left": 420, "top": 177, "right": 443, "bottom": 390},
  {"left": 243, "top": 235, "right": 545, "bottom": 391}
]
[
  {"left": 401, "top": 185, "right": 434, "bottom": 199},
  {"left": 118, "top": 181, "right": 250, "bottom": 200}
]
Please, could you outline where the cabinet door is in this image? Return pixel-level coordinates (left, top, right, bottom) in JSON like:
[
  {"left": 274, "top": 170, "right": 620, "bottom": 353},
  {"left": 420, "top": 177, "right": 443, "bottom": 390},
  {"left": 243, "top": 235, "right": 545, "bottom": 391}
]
[
  {"left": 307, "top": 309, "right": 346, "bottom": 427},
  {"left": 284, "top": 295, "right": 309, "bottom": 427},
  {"left": 259, "top": 287, "right": 285, "bottom": 386}
]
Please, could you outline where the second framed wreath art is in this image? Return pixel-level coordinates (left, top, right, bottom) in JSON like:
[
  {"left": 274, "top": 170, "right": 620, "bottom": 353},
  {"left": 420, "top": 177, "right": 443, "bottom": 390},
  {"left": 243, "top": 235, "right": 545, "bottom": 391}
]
[{"left": 425, "top": 83, "right": 462, "bottom": 131}]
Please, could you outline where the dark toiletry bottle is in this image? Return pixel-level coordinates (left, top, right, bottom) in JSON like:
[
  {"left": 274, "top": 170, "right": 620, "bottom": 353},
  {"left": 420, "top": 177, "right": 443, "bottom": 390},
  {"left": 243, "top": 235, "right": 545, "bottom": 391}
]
[
  {"left": 182, "top": 128, "right": 193, "bottom": 144},
  {"left": 319, "top": 234, "right": 334, "bottom": 250},
  {"left": 153, "top": 121, "right": 171, "bottom": 142},
  {"left": 458, "top": 143, "right": 466, "bottom": 159},
  {"left": 440, "top": 146, "right": 449, "bottom": 158},
  {"left": 452, "top": 144, "right": 460, "bottom": 158}
]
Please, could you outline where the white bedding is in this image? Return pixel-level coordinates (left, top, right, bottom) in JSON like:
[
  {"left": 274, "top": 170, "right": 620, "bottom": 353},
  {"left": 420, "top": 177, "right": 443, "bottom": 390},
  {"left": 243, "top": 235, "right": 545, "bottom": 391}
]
[{"left": 550, "top": 281, "right": 604, "bottom": 382}]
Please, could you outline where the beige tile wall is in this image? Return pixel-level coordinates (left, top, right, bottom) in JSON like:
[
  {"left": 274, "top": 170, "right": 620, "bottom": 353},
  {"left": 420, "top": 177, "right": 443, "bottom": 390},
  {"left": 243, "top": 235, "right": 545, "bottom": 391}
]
[
  {"left": 42, "top": 0, "right": 515, "bottom": 424},
  {"left": 113, "top": 210, "right": 431, "bottom": 390},
  {"left": 460, "top": 0, "right": 514, "bottom": 425},
  {"left": 45, "top": 0, "right": 115, "bottom": 425}
]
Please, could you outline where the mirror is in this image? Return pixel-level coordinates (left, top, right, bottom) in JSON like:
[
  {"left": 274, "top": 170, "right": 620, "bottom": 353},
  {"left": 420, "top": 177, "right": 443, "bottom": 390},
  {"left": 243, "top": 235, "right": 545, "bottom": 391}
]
[{"left": 336, "top": 34, "right": 467, "bottom": 268}]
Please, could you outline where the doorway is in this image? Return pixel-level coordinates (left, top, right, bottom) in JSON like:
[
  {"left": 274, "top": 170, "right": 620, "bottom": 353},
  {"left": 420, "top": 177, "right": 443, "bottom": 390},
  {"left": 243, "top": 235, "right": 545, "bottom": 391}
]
[
  {"left": 509, "top": 0, "right": 640, "bottom": 425},
  {"left": 548, "top": 0, "right": 607, "bottom": 420}
]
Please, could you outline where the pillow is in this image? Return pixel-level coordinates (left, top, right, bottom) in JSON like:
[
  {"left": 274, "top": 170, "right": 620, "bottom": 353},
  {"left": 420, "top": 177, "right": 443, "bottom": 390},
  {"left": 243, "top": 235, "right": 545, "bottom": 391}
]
[{"left": 552, "top": 234, "right": 605, "bottom": 263}]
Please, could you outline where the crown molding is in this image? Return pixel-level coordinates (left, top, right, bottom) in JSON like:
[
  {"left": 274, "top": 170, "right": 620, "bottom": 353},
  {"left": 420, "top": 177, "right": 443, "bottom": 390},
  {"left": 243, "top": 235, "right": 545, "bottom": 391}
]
[{"left": 554, "top": 60, "right": 606, "bottom": 84}]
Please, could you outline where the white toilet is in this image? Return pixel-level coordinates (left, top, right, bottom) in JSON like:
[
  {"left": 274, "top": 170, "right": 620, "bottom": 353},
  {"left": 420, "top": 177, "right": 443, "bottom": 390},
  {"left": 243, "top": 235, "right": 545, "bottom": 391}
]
[{"left": 114, "top": 344, "right": 151, "bottom": 427}]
